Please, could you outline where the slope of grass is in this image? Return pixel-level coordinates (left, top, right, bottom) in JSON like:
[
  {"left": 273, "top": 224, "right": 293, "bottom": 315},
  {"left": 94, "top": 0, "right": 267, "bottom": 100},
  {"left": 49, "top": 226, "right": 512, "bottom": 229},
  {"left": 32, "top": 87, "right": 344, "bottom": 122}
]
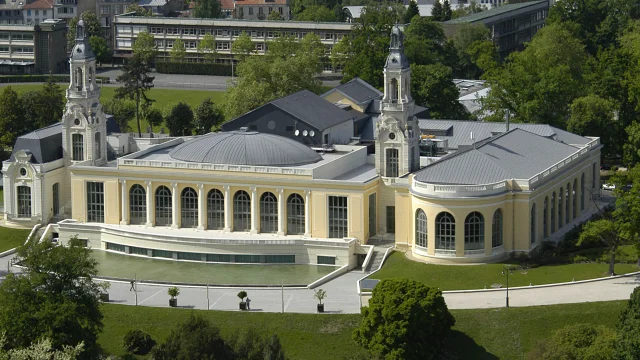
[
  {"left": 0, "top": 225, "right": 31, "bottom": 252},
  {"left": 369, "top": 252, "right": 639, "bottom": 291}
]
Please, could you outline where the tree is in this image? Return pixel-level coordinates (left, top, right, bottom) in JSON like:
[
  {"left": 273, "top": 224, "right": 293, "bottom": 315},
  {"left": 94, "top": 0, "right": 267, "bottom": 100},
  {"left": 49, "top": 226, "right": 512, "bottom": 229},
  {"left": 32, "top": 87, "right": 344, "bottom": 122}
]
[
  {"left": 89, "top": 35, "right": 112, "bottom": 66},
  {"left": 197, "top": 33, "right": 217, "bottom": 62},
  {"left": 403, "top": 0, "right": 420, "bottom": 23},
  {"left": 404, "top": 16, "right": 454, "bottom": 67},
  {"left": 615, "top": 286, "right": 640, "bottom": 359},
  {"left": 451, "top": 23, "right": 492, "bottom": 78},
  {"left": 231, "top": 31, "right": 254, "bottom": 62},
  {"left": 66, "top": 11, "right": 101, "bottom": 51},
  {"left": 578, "top": 218, "right": 628, "bottom": 275},
  {"left": 19, "top": 91, "right": 42, "bottom": 133},
  {"left": 126, "top": 3, "right": 153, "bottom": 16},
  {"left": 526, "top": 324, "right": 616, "bottom": 360},
  {"left": 194, "top": 97, "right": 224, "bottom": 134},
  {"left": 193, "top": 0, "right": 221, "bottom": 18},
  {"left": 295, "top": 5, "right": 337, "bottom": 22},
  {"left": 567, "top": 95, "right": 618, "bottom": 158},
  {"left": 442, "top": 0, "right": 452, "bottom": 21},
  {"left": 132, "top": 31, "right": 158, "bottom": 64},
  {"left": 164, "top": 101, "right": 194, "bottom": 136},
  {"left": 0, "top": 237, "right": 103, "bottom": 357},
  {"left": 143, "top": 106, "right": 164, "bottom": 131},
  {"left": 0, "top": 334, "right": 84, "bottom": 360},
  {"left": 152, "top": 314, "right": 233, "bottom": 360},
  {"left": 466, "top": 39, "right": 499, "bottom": 75},
  {"left": 102, "top": 99, "right": 136, "bottom": 132},
  {"left": 431, "top": 0, "right": 443, "bottom": 21},
  {"left": 115, "top": 55, "right": 155, "bottom": 137},
  {"left": 170, "top": 38, "right": 187, "bottom": 62},
  {"left": 0, "top": 86, "right": 26, "bottom": 147},
  {"left": 624, "top": 122, "right": 640, "bottom": 166},
  {"left": 267, "top": 10, "right": 284, "bottom": 20},
  {"left": 39, "top": 76, "right": 65, "bottom": 127},
  {"left": 451, "top": 1, "right": 486, "bottom": 19},
  {"left": 353, "top": 278, "right": 455, "bottom": 360},
  {"left": 411, "top": 63, "right": 469, "bottom": 119}
]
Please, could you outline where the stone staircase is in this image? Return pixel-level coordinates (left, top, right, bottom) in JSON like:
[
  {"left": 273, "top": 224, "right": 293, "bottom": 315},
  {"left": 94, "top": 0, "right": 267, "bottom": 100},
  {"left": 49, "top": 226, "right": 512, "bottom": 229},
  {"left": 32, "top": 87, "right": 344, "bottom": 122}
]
[{"left": 365, "top": 240, "right": 395, "bottom": 273}]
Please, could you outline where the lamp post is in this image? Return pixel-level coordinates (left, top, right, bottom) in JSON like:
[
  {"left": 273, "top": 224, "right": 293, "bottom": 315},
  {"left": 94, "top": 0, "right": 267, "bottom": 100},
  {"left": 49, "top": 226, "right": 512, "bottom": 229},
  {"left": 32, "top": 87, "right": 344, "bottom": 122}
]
[{"left": 502, "top": 266, "right": 512, "bottom": 308}]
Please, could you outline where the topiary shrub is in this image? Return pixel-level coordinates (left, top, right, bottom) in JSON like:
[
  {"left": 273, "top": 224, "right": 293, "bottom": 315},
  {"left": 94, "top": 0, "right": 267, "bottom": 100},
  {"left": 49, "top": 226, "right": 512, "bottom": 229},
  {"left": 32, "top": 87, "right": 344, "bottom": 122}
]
[{"left": 123, "top": 329, "right": 155, "bottom": 355}]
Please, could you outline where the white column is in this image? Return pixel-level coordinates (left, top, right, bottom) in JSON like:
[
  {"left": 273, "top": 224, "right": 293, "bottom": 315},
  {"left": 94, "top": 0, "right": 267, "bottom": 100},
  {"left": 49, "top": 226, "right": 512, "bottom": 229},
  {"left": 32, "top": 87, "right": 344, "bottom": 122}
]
[
  {"left": 223, "top": 185, "right": 231, "bottom": 232},
  {"left": 145, "top": 180, "right": 153, "bottom": 227},
  {"left": 304, "top": 190, "right": 311, "bottom": 237},
  {"left": 171, "top": 182, "right": 179, "bottom": 229},
  {"left": 120, "top": 179, "right": 128, "bottom": 225},
  {"left": 277, "top": 188, "right": 284, "bottom": 236},
  {"left": 197, "top": 183, "right": 205, "bottom": 230},
  {"left": 250, "top": 186, "right": 258, "bottom": 234}
]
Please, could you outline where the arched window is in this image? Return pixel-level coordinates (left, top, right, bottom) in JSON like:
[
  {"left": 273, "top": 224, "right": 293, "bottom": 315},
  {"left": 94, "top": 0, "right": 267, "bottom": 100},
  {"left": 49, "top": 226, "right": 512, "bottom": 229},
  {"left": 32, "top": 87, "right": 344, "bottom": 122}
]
[
  {"left": 75, "top": 67, "right": 83, "bottom": 91},
  {"left": 233, "top": 190, "right": 251, "bottom": 231},
  {"left": 181, "top": 187, "right": 198, "bottom": 228},
  {"left": 287, "top": 194, "right": 304, "bottom": 235},
  {"left": 573, "top": 179, "right": 577, "bottom": 219},
  {"left": 72, "top": 134, "right": 83, "bottom": 161},
  {"left": 260, "top": 192, "right": 278, "bottom": 233},
  {"left": 531, "top": 203, "right": 537, "bottom": 244},
  {"left": 390, "top": 78, "right": 398, "bottom": 102},
  {"left": 551, "top": 192, "right": 556, "bottom": 233},
  {"left": 543, "top": 197, "right": 548, "bottom": 237},
  {"left": 207, "top": 189, "right": 224, "bottom": 230},
  {"left": 415, "top": 209, "right": 427, "bottom": 248},
  {"left": 492, "top": 209, "right": 503, "bottom": 247},
  {"left": 565, "top": 183, "right": 571, "bottom": 224},
  {"left": 464, "top": 211, "right": 484, "bottom": 250},
  {"left": 17, "top": 186, "right": 31, "bottom": 218},
  {"left": 558, "top": 187, "right": 563, "bottom": 228},
  {"left": 155, "top": 186, "right": 172, "bottom": 226},
  {"left": 129, "top": 184, "right": 146, "bottom": 225},
  {"left": 581, "top": 172, "right": 585, "bottom": 211},
  {"left": 94, "top": 132, "right": 101, "bottom": 159},
  {"left": 435, "top": 212, "right": 455, "bottom": 250}
]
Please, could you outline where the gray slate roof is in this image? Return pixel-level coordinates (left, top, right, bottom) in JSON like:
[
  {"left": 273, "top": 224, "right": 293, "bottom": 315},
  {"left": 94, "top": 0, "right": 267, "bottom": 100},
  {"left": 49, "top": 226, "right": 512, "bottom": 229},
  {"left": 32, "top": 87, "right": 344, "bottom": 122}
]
[
  {"left": 323, "top": 77, "right": 382, "bottom": 106},
  {"left": 270, "top": 90, "right": 355, "bottom": 131},
  {"left": 414, "top": 128, "right": 581, "bottom": 185},
  {"left": 10, "top": 123, "right": 63, "bottom": 164},
  {"left": 445, "top": 0, "right": 547, "bottom": 24},
  {"left": 168, "top": 130, "right": 323, "bottom": 166}
]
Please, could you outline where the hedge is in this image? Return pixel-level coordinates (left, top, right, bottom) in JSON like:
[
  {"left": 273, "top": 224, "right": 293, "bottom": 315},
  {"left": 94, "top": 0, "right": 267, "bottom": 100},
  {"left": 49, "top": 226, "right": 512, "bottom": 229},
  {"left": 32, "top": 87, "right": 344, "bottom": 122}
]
[
  {"left": 0, "top": 75, "right": 110, "bottom": 83},
  {"left": 156, "top": 62, "right": 233, "bottom": 76}
]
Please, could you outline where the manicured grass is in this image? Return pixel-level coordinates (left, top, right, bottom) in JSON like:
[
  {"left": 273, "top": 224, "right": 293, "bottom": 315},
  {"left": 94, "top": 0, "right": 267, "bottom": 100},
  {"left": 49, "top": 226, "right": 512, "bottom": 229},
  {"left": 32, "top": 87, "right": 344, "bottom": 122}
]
[
  {"left": 99, "top": 300, "right": 628, "bottom": 359},
  {"left": 369, "top": 252, "right": 639, "bottom": 291},
  {"left": 0, "top": 188, "right": 3, "bottom": 204},
  {"left": 0, "top": 225, "right": 31, "bottom": 253}
]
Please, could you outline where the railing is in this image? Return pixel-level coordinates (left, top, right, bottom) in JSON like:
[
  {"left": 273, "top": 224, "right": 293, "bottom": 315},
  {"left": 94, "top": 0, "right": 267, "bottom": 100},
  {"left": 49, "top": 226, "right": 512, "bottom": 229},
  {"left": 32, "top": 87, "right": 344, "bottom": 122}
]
[
  {"left": 412, "top": 179, "right": 507, "bottom": 198},
  {"left": 66, "top": 89, "right": 100, "bottom": 98},
  {"left": 527, "top": 137, "right": 600, "bottom": 188},
  {"left": 118, "top": 158, "right": 314, "bottom": 176}
]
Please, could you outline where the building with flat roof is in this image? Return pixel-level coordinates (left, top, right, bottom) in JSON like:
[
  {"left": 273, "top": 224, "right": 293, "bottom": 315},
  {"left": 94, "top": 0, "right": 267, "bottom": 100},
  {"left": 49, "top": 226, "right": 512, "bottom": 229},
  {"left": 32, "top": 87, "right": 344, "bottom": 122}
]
[
  {"left": 0, "top": 18, "right": 67, "bottom": 74},
  {"left": 0, "top": 0, "right": 25, "bottom": 25},
  {"left": 3, "top": 22, "right": 602, "bottom": 268}
]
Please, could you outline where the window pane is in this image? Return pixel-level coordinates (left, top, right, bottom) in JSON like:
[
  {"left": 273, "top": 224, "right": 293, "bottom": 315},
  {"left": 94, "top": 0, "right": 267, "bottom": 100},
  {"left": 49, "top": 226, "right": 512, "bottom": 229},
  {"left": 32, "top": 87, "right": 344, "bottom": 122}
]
[
  {"left": 129, "top": 184, "right": 146, "bottom": 225},
  {"left": 260, "top": 192, "right": 277, "bottom": 233},
  {"left": 328, "top": 196, "right": 347, "bottom": 238},
  {"left": 17, "top": 186, "right": 31, "bottom": 218},
  {"left": 233, "top": 190, "right": 251, "bottom": 231},
  {"left": 207, "top": 189, "right": 224, "bottom": 230},
  {"left": 436, "top": 212, "right": 455, "bottom": 250},
  {"left": 86, "top": 182, "right": 104, "bottom": 223},
  {"left": 287, "top": 193, "right": 305, "bottom": 235},
  {"left": 464, "top": 212, "right": 484, "bottom": 250},
  {"left": 155, "top": 186, "right": 172, "bottom": 226},
  {"left": 181, "top": 187, "right": 198, "bottom": 228}
]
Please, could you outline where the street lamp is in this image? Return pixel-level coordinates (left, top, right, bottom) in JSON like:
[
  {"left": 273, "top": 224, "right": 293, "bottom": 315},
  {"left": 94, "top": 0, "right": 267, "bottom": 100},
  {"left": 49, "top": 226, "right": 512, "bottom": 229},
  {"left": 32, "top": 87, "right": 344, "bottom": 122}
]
[{"left": 502, "top": 266, "right": 513, "bottom": 308}]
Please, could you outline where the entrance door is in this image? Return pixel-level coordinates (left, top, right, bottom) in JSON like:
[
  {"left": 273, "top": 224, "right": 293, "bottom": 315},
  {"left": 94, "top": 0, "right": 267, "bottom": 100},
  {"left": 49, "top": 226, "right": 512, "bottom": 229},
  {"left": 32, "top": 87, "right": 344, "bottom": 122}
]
[{"left": 386, "top": 206, "right": 395, "bottom": 233}]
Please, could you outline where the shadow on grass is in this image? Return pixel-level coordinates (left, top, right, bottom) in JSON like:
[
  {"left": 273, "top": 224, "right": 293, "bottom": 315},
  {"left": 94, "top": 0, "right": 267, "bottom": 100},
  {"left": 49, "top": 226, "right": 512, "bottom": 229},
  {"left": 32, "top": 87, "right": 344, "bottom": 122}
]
[{"left": 439, "top": 330, "right": 498, "bottom": 360}]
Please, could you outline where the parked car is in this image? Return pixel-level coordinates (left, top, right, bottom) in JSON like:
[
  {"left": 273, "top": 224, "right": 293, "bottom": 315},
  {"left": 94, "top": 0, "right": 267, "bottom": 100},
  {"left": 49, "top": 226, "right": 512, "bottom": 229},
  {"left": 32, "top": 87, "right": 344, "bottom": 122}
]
[
  {"left": 601, "top": 164, "right": 612, "bottom": 171},
  {"left": 602, "top": 183, "right": 616, "bottom": 191}
]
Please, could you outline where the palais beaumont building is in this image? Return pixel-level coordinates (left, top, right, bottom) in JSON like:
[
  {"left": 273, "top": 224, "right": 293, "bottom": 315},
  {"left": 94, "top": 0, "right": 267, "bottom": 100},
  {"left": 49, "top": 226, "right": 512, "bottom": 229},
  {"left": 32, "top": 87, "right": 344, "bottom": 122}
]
[{"left": 3, "top": 22, "right": 601, "bottom": 268}]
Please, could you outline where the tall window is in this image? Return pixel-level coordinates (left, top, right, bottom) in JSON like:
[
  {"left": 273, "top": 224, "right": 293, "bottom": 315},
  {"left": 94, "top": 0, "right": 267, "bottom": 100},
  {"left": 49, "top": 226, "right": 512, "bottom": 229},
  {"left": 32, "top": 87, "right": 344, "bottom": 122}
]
[
  {"left": 551, "top": 192, "right": 556, "bottom": 233},
  {"left": 386, "top": 148, "right": 399, "bottom": 177},
  {"left": 581, "top": 173, "right": 585, "bottom": 211},
  {"left": 543, "top": 197, "right": 548, "bottom": 237},
  {"left": 415, "top": 209, "right": 427, "bottom": 248},
  {"left": 72, "top": 134, "right": 83, "bottom": 161},
  {"left": 328, "top": 196, "right": 348, "bottom": 238},
  {"left": 386, "top": 206, "right": 395, "bottom": 233},
  {"left": 207, "top": 189, "right": 224, "bottom": 230},
  {"left": 565, "top": 183, "right": 570, "bottom": 224},
  {"left": 155, "top": 186, "right": 172, "bottom": 226},
  {"left": 368, "top": 193, "right": 376, "bottom": 237},
  {"left": 592, "top": 162, "right": 596, "bottom": 189},
  {"left": 17, "top": 186, "right": 31, "bottom": 218},
  {"left": 558, "top": 187, "right": 563, "bottom": 228},
  {"left": 287, "top": 193, "right": 305, "bottom": 235},
  {"left": 86, "top": 182, "right": 104, "bottom": 223},
  {"left": 260, "top": 192, "right": 277, "bottom": 233},
  {"left": 52, "top": 183, "right": 60, "bottom": 215},
  {"left": 94, "top": 132, "right": 101, "bottom": 159},
  {"left": 233, "top": 190, "right": 251, "bottom": 231},
  {"left": 129, "top": 184, "right": 146, "bottom": 225},
  {"left": 573, "top": 179, "right": 577, "bottom": 219},
  {"left": 436, "top": 212, "right": 455, "bottom": 250},
  {"left": 181, "top": 187, "right": 198, "bottom": 228},
  {"left": 75, "top": 67, "right": 82, "bottom": 91},
  {"left": 492, "top": 209, "right": 503, "bottom": 247},
  {"left": 531, "top": 203, "right": 537, "bottom": 244},
  {"left": 464, "top": 211, "right": 484, "bottom": 250}
]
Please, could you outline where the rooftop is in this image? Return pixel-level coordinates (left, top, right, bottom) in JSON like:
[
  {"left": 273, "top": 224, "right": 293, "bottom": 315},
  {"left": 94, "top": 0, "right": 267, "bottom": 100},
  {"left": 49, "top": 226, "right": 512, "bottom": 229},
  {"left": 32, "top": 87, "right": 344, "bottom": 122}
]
[
  {"left": 9, "top": 123, "right": 62, "bottom": 164},
  {"left": 445, "top": 0, "right": 548, "bottom": 24},
  {"left": 23, "top": 0, "right": 53, "bottom": 9},
  {"left": 323, "top": 77, "right": 382, "bottom": 106}
]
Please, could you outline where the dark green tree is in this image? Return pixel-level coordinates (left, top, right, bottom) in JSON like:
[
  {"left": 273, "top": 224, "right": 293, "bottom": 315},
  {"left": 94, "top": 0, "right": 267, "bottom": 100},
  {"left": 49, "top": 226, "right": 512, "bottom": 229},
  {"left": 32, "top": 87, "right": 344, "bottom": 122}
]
[
  {"left": 143, "top": 106, "right": 164, "bottom": 131},
  {"left": 194, "top": 97, "right": 224, "bottom": 134},
  {"left": 66, "top": 11, "right": 101, "bottom": 51},
  {"left": 126, "top": 3, "right": 153, "bottom": 16},
  {"left": 0, "top": 237, "right": 103, "bottom": 357},
  {"left": 102, "top": 99, "right": 136, "bottom": 133},
  {"left": 615, "top": 286, "right": 640, "bottom": 359},
  {"left": 164, "top": 101, "right": 194, "bottom": 136},
  {"left": 442, "top": 0, "right": 452, "bottom": 21},
  {"left": 452, "top": 23, "right": 492, "bottom": 78},
  {"left": 267, "top": 10, "right": 284, "bottom": 20},
  {"left": 527, "top": 324, "right": 616, "bottom": 360},
  {"left": 89, "top": 35, "right": 112, "bottom": 66},
  {"left": 404, "top": 16, "right": 455, "bottom": 66},
  {"left": 152, "top": 314, "right": 233, "bottom": 360},
  {"left": 193, "top": 0, "right": 222, "bottom": 18},
  {"left": 411, "top": 64, "right": 469, "bottom": 119},
  {"left": 39, "top": 76, "right": 65, "bottom": 128},
  {"left": 403, "top": 0, "right": 420, "bottom": 24},
  {"left": 18, "top": 91, "right": 41, "bottom": 133},
  {"left": 115, "top": 55, "right": 155, "bottom": 137},
  {"left": 295, "top": 5, "right": 337, "bottom": 22},
  {"left": 0, "top": 86, "right": 26, "bottom": 147},
  {"left": 132, "top": 31, "right": 158, "bottom": 65},
  {"left": 567, "top": 95, "right": 618, "bottom": 158},
  {"left": 353, "top": 278, "right": 455, "bottom": 360},
  {"left": 431, "top": 0, "right": 443, "bottom": 21}
]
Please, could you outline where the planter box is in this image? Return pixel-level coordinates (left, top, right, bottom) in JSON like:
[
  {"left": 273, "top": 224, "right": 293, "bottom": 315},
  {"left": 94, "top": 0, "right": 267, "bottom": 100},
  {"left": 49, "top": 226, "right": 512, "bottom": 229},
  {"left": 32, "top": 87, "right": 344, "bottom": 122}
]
[
  {"left": 169, "top": 298, "right": 177, "bottom": 307},
  {"left": 99, "top": 293, "right": 109, "bottom": 302},
  {"left": 239, "top": 302, "right": 247, "bottom": 310},
  {"left": 317, "top": 304, "right": 325, "bottom": 313}
]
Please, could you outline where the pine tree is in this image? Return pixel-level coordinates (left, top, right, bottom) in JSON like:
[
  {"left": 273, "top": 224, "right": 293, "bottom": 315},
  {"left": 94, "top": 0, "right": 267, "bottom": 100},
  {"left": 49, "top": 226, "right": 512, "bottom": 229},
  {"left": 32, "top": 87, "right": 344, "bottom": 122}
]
[
  {"left": 431, "top": 0, "right": 444, "bottom": 21},
  {"left": 442, "top": 0, "right": 452, "bottom": 21},
  {"left": 404, "top": 0, "right": 420, "bottom": 24}
]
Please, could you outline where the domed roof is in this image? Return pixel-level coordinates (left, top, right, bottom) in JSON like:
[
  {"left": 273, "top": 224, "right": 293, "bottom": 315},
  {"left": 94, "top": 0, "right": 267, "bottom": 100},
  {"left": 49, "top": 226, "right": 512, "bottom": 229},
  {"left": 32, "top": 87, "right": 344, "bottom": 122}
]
[{"left": 168, "top": 131, "right": 323, "bottom": 166}]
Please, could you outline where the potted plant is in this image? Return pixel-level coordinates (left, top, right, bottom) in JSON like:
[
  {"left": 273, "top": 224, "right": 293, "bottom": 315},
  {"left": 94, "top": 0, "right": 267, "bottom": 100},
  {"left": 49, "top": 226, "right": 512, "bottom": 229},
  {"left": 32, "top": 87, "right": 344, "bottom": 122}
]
[
  {"left": 237, "top": 290, "right": 247, "bottom": 310},
  {"left": 168, "top": 287, "right": 180, "bottom": 307},
  {"left": 99, "top": 282, "right": 111, "bottom": 302},
  {"left": 314, "top": 288, "right": 327, "bottom": 313}
]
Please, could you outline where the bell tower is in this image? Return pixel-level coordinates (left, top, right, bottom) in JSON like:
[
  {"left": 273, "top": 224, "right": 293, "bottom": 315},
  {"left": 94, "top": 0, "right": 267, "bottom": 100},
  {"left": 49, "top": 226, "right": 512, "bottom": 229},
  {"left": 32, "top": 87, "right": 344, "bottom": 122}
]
[
  {"left": 61, "top": 19, "right": 107, "bottom": 167},
  {"left": 375, "top": 25, "right": 420, "bottom": 178}
]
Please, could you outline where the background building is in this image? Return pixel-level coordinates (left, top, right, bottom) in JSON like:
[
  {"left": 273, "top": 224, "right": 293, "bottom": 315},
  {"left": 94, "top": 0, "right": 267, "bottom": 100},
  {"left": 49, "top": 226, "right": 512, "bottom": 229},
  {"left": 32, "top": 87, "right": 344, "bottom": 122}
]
[
  {"left": 53, "top": 0, "right": 77, "bottom": 20},
  {"left": 234, "top": 0, "right": 290, "bottom": 20},
  {"left": 23, "top": 0, "right": 55, "bottom": 25},
  {"left": 0, "top": 0, "right": 25, "bottom": 25},
  {"left": 0, "top": 18, "right": 67, "bottom": 74}
]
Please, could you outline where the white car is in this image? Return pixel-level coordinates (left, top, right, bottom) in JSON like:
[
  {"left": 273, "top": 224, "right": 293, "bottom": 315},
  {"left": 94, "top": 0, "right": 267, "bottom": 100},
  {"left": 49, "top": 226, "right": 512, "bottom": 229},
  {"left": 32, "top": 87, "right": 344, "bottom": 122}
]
[{"left": 602, "top": 183, "right": 616, "bottom": 191}]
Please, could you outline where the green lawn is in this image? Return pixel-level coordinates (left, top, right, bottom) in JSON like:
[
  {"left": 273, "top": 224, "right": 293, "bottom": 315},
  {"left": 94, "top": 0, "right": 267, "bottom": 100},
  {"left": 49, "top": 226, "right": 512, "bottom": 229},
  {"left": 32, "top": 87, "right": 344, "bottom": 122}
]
[
  {"left": 0, "top": 225, "right": 31, "bottom": 253},
  {"left": 369, "top": 252, "right": 639, "bottom": 291},
  {"left": 99, "top": 300, "right": 628, "bottom": 359}
]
